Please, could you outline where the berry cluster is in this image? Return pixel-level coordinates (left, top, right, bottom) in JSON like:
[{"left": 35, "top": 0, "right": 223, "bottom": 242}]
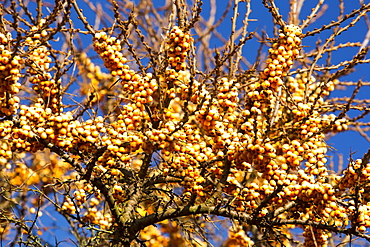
[
  {"left": 163, "top": 69, "right": 180, "bottom": 99},
  {"left": 111, "top": 183, "right": 125, "bottom": 202},
  {"left": 260, "top": 24, "right": 302, "bottom": 91},
  {"left": 161, "top": 62, "right": 194, "bottom": 104},
  {"left": 159, "top": 123, "right": 209, "bottom": 197},
  {"left": 353, "top": 203, "right": 370, "bottom": 232},
  {"left": 195, "top": 78, "right": 239, "bottom": 135},
  {"left": 161, "top": 27, "right": 195, "bottom": 106},
  {"left": 4, "top": 99, "right": 106, "bottom": 171},
  {"left": 93, "top": 32, "right": 142, "bottom": 98},
  {"left": 82, "top": 207, "right": 113, "bottom": 230},
  {"left": 339, "top": 159, "right": 370, "bottom": 191},
  {"left": 0, "top": 117, "right": 13, "bottom": 164},
  {"left": 0, "top": 140, "right": 12, "bottom": 168},
  {"left": 26, "top": 21, "right": 61, "bottom": 113},
  {"left": 235, "top": 24, "right": 303, "bottom": 181},
  {"left": 11, "top": 102, "right": 73, "bottom": 152},
  {"left": 70, "top": 117, "right": 106, "bottom": 152},
  {"left": 93, "top": 31, "right": 158, "bottom": 136},
  {"left": 129, "top": 73, "right": 158, "bottom": 105},
  {"left": 288, "top": 73, "right": 338, "bottom": 103},
  {"left": 93, "top": 32, "right": 129, "bottom": 73},
  {"left": 233, "top": 183, "right": 260, "bottom": 212},
  {"left": 166, "top": 26, "right": 193, "bottom": 71},
  {"left": 197, "top": 25, "right": 359, "bottom": 245},
  {"left": 61, "top": 197, "right": 77, "bottom": 215},
  {"left": 63, "top": 182, "right": 112, "bottom": 230},
  {"left": 0, "top": 32, "right": 22, "bottom": 117},
  {"left": 225, "top": 226, "right": 254, "bottom": 247},
  {"left": 73, "top": 189, "right": 87, "bottom": 207},
  {"left": 302, "top": 227, "right": 331, "bottom": 247},
  {"left": 157, "top": 76, "right": 245, "bottom": 198},
  {"left": 139, "top": 225, "right": 170, "bottom": 246}
]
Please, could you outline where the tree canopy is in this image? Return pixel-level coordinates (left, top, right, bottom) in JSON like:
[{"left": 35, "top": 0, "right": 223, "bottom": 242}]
[{"left": 1, "top": 0, "right": 370, "bottom": 246}]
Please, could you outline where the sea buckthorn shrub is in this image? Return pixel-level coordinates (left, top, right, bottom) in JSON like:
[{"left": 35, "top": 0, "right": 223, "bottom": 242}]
[{"left": 0, "top": 1, "right": 370, "bottom": 246}]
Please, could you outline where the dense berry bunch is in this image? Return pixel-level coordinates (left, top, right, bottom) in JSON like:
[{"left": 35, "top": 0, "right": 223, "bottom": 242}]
[
  {"left": 129, "top": 73, "right": 158, "bottom": 104},
  {"left": 166, "top": 26, "right": 193, "bottom": 71},
  {"left": 162, "top": 27, "right": 194, "bottom": 111},
  {"left": 12, "top": 102, "right": 71, "bottom": 152},
  {"left": 26, "top": 21, "right": 62, "bottom": 113},
  {"left": 260, "top": 24, "right": 302, "bottom": 91},
  {"left": 0, "top": 120, "right": 14, "bottom": 166},
  {"left": 93, "top": 32, "right": 140, "bottom": 95},
  {"left": 93, "top": 32, "right": 128, "bottom": 73},
  {"left": 224, "top": 226, "right": 254, "bottom": 247},
  {"left": 61, "top": 196, "right": 77, "bottom": 215},
  {"left": 163, "top": 69, "right": 180, "bottom": 99},
  {"left": 133, "top": 23, "right": 365, "bottom": 246},
  {"left": 339, "top": 159, "right": 370, "bottom": 191},
  {"left": 0, "top": 32, "right": 22, "bottom": 117},
  {"left": 93, "top": 32, "right": 158, "bottom": 107},
  {"left": 0, "top": 140, "right": 12, "bottom": 167},
  {"left": 70, "top": 116, "right": 106, "bottom": 152},
  {"left": 159, "top": 123, "right": 209, "bottom": 197},
  {"left": 303, "top": 227, "right": 331, "bottom": 247}
]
